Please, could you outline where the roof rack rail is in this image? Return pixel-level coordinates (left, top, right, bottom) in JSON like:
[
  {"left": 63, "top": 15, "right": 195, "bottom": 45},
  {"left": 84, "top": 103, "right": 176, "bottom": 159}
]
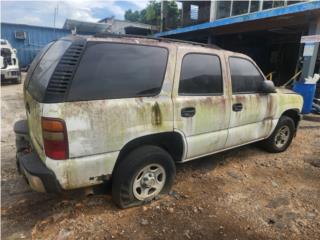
[{"left": 93, "top": 32, "right": 221, "bottom": 50}]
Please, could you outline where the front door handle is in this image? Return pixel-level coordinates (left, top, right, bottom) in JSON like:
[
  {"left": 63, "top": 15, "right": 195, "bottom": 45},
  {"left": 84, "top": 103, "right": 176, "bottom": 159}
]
[
  {"left": 232, "top": 103, "right": 243, "bottom": 112},
  {"left": 181, "top": 107, "right": 196, "bottom": 118}
]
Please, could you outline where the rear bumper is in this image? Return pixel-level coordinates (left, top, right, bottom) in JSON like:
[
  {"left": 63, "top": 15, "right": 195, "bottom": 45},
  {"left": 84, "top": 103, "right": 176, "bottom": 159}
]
[{"left": 14, "top": 120, "right": 62, "bottom": 193}]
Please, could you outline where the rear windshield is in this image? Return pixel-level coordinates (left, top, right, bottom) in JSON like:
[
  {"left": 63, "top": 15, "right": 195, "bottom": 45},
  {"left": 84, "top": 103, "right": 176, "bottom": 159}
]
[
  {"left": 27, "top": 40, "right": 71, "bottom": 102},
  {"left": 67, "top": 42, "right": 168, "bottom": 101}
]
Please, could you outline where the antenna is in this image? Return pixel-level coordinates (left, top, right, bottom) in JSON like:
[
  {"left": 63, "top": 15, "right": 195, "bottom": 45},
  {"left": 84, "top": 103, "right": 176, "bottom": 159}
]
[{"left": 53, "top": 2, "right": 59, "bottom": 32}]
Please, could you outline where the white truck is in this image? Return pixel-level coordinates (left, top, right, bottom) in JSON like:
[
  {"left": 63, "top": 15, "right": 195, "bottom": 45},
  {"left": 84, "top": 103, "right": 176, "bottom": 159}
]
[{"left": 1, "top": 39, "right": 21, "bottom": 84}]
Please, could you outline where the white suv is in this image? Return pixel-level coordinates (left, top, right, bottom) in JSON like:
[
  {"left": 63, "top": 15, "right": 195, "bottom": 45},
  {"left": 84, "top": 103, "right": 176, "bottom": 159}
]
[{"left": 14, "top": 35, "right": 303, "bottom": 208}]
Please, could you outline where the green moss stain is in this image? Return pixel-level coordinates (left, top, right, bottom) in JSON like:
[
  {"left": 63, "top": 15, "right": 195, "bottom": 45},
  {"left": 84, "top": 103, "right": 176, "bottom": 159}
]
[{"left": 152, "top": 102, "right": 162, "bottom": 125}]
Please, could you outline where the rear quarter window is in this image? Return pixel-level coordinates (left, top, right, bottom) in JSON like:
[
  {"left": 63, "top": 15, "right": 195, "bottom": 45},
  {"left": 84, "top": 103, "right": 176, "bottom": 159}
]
[
  {"left": 67, "top": 42, "right": 168, "bottom": 101},
  {"left": 27, "top": 40, "right": 71, "bottom": 102},
  {"left": 24, "top": 42, "right": 53, "bottom": 89}
]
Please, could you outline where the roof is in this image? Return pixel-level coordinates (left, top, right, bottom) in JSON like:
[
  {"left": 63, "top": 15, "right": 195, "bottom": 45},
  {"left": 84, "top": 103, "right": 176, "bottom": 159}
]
[
  {"left": 93, "top": 32, "right": 221, "bottom": 49},
  {"left": 155, "top": 1, "right": 320, "bottom": 37}
]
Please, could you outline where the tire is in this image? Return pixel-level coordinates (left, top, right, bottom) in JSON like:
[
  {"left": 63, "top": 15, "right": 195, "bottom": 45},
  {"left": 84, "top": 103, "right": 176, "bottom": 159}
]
[
  {"left": 260, "top": 116, "right": 295, "bottom": 153},
  {"left": 112, "top": 145, "right": 176, "bottom": 209}
]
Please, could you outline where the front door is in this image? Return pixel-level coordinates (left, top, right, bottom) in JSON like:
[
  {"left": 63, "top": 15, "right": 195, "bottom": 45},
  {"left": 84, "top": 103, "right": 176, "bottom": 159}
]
[
  {"left": 173, "top": 47, "right": 231, "bottom": 160},
  {"left": 225, "top": 55, "right": 273, "bottom": 148}
]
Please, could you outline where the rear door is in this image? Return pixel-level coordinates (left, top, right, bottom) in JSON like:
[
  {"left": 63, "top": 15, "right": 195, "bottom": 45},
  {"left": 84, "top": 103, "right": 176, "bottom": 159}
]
[
  {"left": 225, "top": 54, "right": 273, "bottom": 148},
  {"left": 173, "top": 47, "right": 231, "bottom": 160}
]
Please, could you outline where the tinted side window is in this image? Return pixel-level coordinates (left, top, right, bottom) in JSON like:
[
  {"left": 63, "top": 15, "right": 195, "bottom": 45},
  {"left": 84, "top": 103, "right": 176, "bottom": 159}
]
[
  {"left": 67, "top": 43, "right": 168, "bottom": 101},
  {"left": 229, "top": 57, "right": 265, "bottom": 94},
  {"left": 179, "top": 54, "right": 223, "bottom": 95}
]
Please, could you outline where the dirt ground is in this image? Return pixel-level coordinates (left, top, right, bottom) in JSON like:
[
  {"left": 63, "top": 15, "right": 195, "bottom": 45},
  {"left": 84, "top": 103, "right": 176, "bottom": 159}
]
[{"left": 1, "top": 75, "right": 320, "bottom": 240}]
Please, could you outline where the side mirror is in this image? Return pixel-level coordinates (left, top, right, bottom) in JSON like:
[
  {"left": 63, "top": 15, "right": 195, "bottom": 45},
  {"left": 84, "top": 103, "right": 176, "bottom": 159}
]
[
  {"left": 261, "top": 80, "right": 276, "bottom": 93},
  {"left": 13, "top": 48, "right": 17, "bottom": 54}
]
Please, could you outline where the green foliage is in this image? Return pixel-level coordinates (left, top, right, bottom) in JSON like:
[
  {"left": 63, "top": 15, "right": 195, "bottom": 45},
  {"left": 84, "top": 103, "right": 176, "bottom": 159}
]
[
  {"left": 124, "top": 9, "right": 140, "bottom": 22},
  {"left": 124, "top": 0, "right": 180, "bottom": 30},
  {"left": 164, "top": 1, "right": 179, "bottom": 29},
  {"left": 145, "top": 0, "right": 161, "bottom": 26}
]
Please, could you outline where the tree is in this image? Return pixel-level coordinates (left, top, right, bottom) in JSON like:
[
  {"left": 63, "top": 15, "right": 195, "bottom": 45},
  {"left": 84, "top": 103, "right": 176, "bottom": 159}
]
[
  {"left": 139, "top": 9, "right": 147, "bottom": 23},
  {"left": 163, "top": 1, "right": 179, "bottom": 30},
  {"left": 124, "top": 0, "right": 180, "bottom": 30},
  {"left": 124, "top": 9, "right": 140, "bottom": 22}
]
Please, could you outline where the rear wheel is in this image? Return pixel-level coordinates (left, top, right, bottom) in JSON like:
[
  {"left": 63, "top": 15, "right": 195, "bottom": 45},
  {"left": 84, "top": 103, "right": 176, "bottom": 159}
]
[
  {"left": 112, "top": 145, "right": 175, "bottom": 209},
  {"left": 260, "top": 116, "right": 295, "bottom": 153}
]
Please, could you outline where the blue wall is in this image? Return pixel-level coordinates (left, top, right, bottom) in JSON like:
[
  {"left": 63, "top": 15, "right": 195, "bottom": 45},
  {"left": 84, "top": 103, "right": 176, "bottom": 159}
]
[{"left": 1, "top": 23, "right": 71, "bottom": 67}]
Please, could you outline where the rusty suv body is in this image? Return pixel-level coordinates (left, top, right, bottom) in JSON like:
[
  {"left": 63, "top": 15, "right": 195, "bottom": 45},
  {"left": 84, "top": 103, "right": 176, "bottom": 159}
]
[{"left": 14, "top": 34, "right": 303, "bottom": 208}]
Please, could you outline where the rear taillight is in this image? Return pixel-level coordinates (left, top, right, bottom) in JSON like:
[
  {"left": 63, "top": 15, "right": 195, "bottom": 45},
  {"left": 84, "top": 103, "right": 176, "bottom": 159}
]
[{"left": 42, "top": 117, "right": 68, "bottom": 160}]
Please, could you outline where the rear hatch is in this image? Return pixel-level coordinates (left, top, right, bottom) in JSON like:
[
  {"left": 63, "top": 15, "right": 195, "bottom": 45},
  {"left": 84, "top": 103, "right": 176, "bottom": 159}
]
[{"left": 24, "top": 40, "right": 72, "bottom": 160}]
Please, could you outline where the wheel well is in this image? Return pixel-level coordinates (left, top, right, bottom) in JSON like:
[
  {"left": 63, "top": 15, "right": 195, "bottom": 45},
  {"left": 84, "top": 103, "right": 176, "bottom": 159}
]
[
  {"left": 281, "top": 109, "right": 301, "bottom": 128},
  {"left": 113, "top": 132, "right": 185, "bottom": 174}
]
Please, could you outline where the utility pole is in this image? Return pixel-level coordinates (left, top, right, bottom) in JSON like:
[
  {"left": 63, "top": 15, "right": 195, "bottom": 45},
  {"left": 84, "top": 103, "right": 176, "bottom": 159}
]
[{"left": 160, "top": 0, "right": 164, "bottom": 32}]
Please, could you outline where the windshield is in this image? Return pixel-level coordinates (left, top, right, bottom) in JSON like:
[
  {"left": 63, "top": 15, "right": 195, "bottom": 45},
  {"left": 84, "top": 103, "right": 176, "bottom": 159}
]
[
  {"left": 27, "top": 40, "right": 71, "bottom": 102},
  {"left": 1, "top": 48, "right": 11, "bottom": 56},
  {"left": 1, "top": 48, "right": 12, "bottom": 68}
]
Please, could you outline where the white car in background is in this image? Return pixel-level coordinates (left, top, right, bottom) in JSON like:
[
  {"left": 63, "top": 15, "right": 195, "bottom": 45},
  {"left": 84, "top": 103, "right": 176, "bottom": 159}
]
[{"left": 1, "top": 39, "right": 21, "bottom": 84}]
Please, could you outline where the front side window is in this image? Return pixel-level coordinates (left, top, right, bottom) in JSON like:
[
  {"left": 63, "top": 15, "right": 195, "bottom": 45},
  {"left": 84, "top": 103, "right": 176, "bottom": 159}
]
[
  {"left": 67, "top": 43, "right": 168, "bottom": 101},
  {"left": 229, "top": 57, "right": 265, "bottom": 94},
  {"left": 179, "top": 53, "right": 223, "bottom": 95}
]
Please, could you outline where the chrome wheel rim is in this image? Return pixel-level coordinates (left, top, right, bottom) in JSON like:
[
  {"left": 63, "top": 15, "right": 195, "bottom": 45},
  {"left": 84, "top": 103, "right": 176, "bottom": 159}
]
[
  {"left": 133, "top": 164, "right": 166, "bottom": 201},
  {"left": 274, "top": 126, "right": 290, "bottom": 148}
]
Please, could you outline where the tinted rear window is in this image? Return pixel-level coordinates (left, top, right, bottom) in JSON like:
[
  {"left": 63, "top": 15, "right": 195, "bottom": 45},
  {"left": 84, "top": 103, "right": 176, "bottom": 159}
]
[
  {"left": 27, "top": 40, "right": 71, "bottom": 101},
  {"left": 67, "top": 42, "right": 168, "bottom": 101}
]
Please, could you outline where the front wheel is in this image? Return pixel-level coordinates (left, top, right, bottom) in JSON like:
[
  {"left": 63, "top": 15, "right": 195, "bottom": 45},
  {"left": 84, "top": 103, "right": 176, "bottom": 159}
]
[
  {"left": 260, "top": 116, "right": 295, "bottom": 153},
  {"left": 112, "top": 145, "right": 176, "bottom": 209}
]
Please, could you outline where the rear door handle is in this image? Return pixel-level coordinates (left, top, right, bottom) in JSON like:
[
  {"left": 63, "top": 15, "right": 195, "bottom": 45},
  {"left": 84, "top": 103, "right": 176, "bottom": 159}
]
[
  {"left": 181, "top": 107, "right": 196, "bottom": 117},
  {"left": 232, "top": 103, "right": 243, "bottom": 112}
]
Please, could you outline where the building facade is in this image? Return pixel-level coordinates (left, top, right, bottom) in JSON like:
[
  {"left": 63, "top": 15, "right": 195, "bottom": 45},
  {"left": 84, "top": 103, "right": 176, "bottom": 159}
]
[
  {"left": 156, "top": 1, "right": 320, "bottom": 91},
  {"left": 180, "top": 0, "right": 305, "bottom": 26}
]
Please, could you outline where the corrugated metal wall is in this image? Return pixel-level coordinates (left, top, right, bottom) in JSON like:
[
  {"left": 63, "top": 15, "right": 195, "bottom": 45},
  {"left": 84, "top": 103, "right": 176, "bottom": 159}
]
[{"left": 1, "top": 23, "right": 70, "bottom": 67}]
